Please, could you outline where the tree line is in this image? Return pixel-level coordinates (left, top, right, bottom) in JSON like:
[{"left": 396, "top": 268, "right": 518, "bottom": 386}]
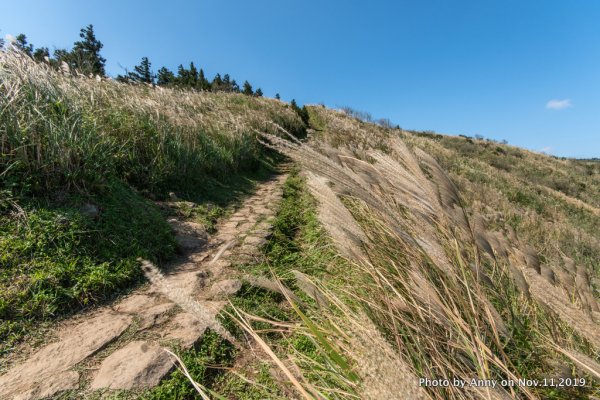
[
  {"left": 2, "top": 25, "right": 315, "bottom": 123},
  {"left": 5, "top": 25, "right": 106, "bottom": 76},
  {"left": 3, "top": 25, "right": 266, "bottom": 97}
]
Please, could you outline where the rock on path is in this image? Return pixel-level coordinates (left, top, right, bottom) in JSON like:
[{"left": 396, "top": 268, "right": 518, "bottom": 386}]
[
  {"left": 0, "top": 310, "right": 132, "bottom": 400},
  {"left": 0, "top": 173, "right": 287, "bottom": 400},
  {"left": 89, "top": 341, "right": 174, "bottom": 390}
]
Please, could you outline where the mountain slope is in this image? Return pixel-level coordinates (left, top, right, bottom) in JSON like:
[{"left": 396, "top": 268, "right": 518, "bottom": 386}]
[{"left": 1, "top": 51, "right": 599, "bottom": 399}]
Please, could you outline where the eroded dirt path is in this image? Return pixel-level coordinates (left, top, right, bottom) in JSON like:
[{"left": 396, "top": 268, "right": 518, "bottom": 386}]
[{"left": 0, "top": 173, "right": 288, "bottom": 400}]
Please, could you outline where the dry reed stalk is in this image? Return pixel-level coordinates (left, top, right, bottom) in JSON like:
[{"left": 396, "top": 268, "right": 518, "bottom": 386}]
[
  {"left": 305, "top": 172, "right": 367, "bottom": 260},
  {"left": 519, "top": 266, "right": 600, "bottom": 347},
  {"left": 225, "top": 307, "right": 319, "bottom": 400},
  {"left": 347, "top": 314, "right": 429, "bottom": 400},
  {"left": 164, "top": 349, "right": 212, "bottom": 400},
  {"left": 140, "top": 259, "right": 236, "bottom": 345}
]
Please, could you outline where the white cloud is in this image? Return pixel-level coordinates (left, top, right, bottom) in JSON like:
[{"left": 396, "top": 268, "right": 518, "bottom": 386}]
[
  {"left": 538, "top": 146, "right": 553, "bottom": 154},
  {"left": 4, "top": 34, "right": 15, "bottom": 43},
  {"left": 546, "top": 99, "right": 572, "bottom": 110}
]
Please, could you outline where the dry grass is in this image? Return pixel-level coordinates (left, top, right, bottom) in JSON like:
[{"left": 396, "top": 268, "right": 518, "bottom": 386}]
[
  {"left": 0, "top": 50, "right": 304, "bottom": 194},
  {"left": 4, "top": 49, "right": 598, "bottom": 399},
  {"left": 244, "top": 108, "right": 599, "bottom": 399}
]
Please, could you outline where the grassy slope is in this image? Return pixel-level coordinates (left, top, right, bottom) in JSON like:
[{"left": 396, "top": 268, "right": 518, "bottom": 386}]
[
  {"left": 2, "top": 49, "right": 599, "bottom": 399},
  {"left": 0, "top": 51, "right": 305, "bottom": 357},
  {"left": 308, "top": 105, "right": 600, "bottom": 277},
  {"left": 404, "top": 131, "right": 600, "bottom": 275},
  {"left": 268, "top": 107, "right": 599, "bottom": 399},
  {"left": 408, "top": 134, "right": 600, "bottom": 398},
  {"left": 141, "top": 108, "right": 600, "bottom": 399}
]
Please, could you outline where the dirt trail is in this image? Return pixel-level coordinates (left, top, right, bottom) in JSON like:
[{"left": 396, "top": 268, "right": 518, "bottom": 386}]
[{"left": 0, "top": 173, "right": 288, "bottom": 400}]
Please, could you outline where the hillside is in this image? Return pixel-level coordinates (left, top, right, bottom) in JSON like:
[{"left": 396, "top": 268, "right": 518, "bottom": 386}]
[{"left": 1, "top": 50, "right": 599, "bottom": 399}]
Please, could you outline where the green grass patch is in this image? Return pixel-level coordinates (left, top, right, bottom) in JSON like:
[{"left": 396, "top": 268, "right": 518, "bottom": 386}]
[
  {"left": 257, "top": 171, "right": 337, "bottom": 280},
  {"left": 0, "top": 181, "right": 175, "bottom": 356},
  {"left": 213, "top": 362, "right": 285, "bottom": 400}
]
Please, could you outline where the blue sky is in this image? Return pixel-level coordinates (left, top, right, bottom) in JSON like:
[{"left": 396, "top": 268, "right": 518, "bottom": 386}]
[{"left": 2, "top": 0, "right": 599, "bottom": 158}]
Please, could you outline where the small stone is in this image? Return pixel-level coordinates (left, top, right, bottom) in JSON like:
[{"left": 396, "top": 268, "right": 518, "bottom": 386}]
[
  {"left": 217, "top": 233, "right": 237, "bottom": 242},
  {"left": 244, "top": 236, "right": 267, "bottom": 247},
  {"left": 252, "top": 229, "right": 269, "bottom": 237},
  {"left": 221, "top": 221, "right": 239, "bottom": 230},
  {"left": 256, "top": 222, "right": 272, "bottom": 231},
  {"left": 15, "top": 371, "right": 79, "bottom": 400},
  {"left": 246, "top": 216, "right": 259, "bottom": 225},
  {"left": 90, "top": 341, "right": 174, "bottom": 390},
  {"left": 237, "top": 222, "right": 255, "bottom": 232},
  {"left": 211, "top": 259, "right": 232, "bottom": 269},
  {"left": 192, "top": 253, "right": 210, "bottom": 263},
  {"left": 237, "top": 244, "right": 256, "bottom": 255},
  {"left": 138, "top": 303, "right": 175, "bottom": 330},
  {"left": 540, "top": 265, "right": 556, "bottom": 285},
  {"left": 220, "top": 250, "right": 233, "bottom": 259},
  {"left": 168, "top": 220, "right": 208, "bottom": 252},
  {"left": 162, "top": 271, "right": 200, "bottom": 298},
  {"left": 115, "top": 294, "right": 154, "bottom": 313},
  {"left": 253, "top": 206, "right": 270, "bottom": 215},
  {"left": 163, "top": 312, "right": 210, "bottom": 348},
  {"left": 209, "top": 279, "right": 242, "bottom": 299},
  {"left": 114, "top": 296, "right": 174, "bottom": 330}
]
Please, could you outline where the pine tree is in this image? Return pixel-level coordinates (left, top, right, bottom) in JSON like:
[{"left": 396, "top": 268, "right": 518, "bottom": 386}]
[
  {"left": 198, "top": 69, "right": 210, "bottom": 90},
  {"left": 188, "top": 62, "right": 199, "bottom": 86},
  {"left": 211, "top": 73, "right": 223, "bottom": 91},
  {"left": 300, "top": 105, "right": 310, "bottom": 124},
  {"left": 290, "top": 99, "right": 310, "bottom": 125},
  {"left": 157, "top": 67, "right": 175, "bottom": 86},
  {"left": 71, "top": 24, "right": 106, "bottom": 76},
  {"left": 255, "top": 88, "right": 263, "bottom": 97},
  {"left": 242, "top": 80, "right": 253, "bottom": 96},
  {"left": 275, "top": 93, "right": 281, "bottom": 100},
  {"left": 128, "top": 57, "right": 154, "bottom": 84},
  {"left": 176, "top": 64, "right": 188, "bottom": 86},
  {"left": 231, "top": 79, "right": 240, "bottom": 93},
  {"left": 222, "top": 74, "right": 232, "bottom": 92},
  {"left": 53, "top": 48, "right": 72, "bottom": 71},
  {"left": 15, "top": 34, "right": 33, "bottom": 56},
  {"left": 33, "top": 47, "right": 50, "bottom": 62}
]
